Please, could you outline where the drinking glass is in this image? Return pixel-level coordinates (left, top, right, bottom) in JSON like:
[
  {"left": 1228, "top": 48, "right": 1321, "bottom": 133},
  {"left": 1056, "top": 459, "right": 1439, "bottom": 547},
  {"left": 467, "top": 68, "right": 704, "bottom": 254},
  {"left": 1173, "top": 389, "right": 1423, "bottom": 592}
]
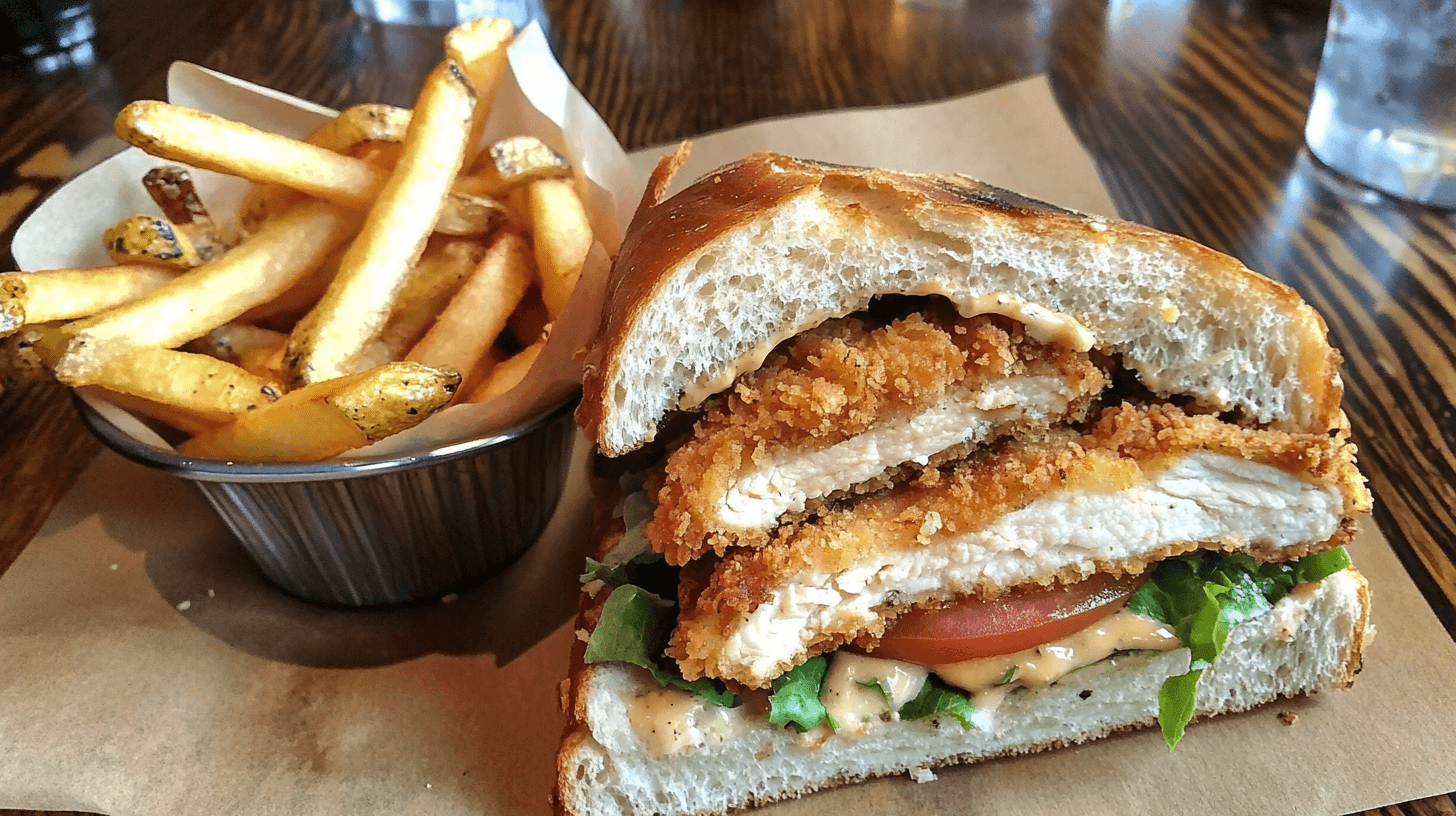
[
  {"left": 1304, "top": 0, "right": 1456, "bottom": 208},
  {"left": 348, "top": 0, "right": 542, "bottom": 28}
]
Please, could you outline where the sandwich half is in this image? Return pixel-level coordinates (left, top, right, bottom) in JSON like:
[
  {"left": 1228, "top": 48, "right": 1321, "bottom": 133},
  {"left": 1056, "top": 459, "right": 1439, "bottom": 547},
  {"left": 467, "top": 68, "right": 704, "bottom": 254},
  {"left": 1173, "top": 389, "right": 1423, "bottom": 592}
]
[{"left": 555, "top": 150, "right": 1372, "bottom": 816}]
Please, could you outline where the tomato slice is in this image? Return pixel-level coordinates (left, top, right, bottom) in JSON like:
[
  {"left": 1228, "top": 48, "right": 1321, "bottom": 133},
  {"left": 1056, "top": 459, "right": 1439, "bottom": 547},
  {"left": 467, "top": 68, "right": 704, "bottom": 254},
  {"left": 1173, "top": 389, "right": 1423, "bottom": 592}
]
[{"left": 865, "top": 573, "right": 1144, "bottom": 665}]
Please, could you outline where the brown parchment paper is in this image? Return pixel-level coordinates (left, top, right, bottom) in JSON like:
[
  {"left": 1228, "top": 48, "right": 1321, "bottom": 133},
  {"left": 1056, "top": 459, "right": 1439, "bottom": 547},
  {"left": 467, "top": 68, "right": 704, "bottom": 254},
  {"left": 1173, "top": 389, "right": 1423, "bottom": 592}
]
[{"left": 4, "top": 77, "right": 1456, "bottom": 816}]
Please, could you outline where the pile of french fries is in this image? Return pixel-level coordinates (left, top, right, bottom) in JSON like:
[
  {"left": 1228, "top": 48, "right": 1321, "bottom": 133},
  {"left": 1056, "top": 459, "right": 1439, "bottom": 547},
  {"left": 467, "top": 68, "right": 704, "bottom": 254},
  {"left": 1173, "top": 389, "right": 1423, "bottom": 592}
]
[{"left": 0, "top": 19, "right": 594, "bottom": 463}]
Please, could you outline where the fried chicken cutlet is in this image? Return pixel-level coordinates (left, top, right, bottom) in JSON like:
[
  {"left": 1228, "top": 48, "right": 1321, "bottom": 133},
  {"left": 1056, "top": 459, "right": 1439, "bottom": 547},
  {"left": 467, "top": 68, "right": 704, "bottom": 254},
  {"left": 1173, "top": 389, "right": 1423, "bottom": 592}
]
[
  {"left": 647, "top": 305, "right": 1107, "bottom": 565},
  {"left": 667, "top": 403, "right": 1371, "bottom": 687}
]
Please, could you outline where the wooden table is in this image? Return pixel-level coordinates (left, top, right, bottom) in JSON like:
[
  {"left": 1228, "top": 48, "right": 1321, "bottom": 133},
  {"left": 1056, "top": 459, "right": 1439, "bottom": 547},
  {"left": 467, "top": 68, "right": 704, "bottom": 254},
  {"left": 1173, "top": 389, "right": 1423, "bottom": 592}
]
[{"left": 1, "top": 0, "right": 1453, "bottom": 814}]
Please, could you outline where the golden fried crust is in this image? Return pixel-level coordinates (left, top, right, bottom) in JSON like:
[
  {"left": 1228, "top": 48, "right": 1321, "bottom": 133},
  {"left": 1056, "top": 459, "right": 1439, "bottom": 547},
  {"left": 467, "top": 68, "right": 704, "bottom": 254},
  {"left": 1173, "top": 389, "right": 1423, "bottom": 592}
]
[
  {"left": 668, "top": 404, "right": 1371, "bottom": 686},
  {"left": 647, "top": 308, "right": 1107, "bottom": 564}
]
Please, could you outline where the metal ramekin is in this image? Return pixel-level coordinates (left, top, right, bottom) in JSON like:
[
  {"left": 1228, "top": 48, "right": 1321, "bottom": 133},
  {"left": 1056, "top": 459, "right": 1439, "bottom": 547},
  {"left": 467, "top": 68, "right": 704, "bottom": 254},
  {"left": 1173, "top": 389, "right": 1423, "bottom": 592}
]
[{"left": 77, "top": 394, "right": 579, "bottom": 607}]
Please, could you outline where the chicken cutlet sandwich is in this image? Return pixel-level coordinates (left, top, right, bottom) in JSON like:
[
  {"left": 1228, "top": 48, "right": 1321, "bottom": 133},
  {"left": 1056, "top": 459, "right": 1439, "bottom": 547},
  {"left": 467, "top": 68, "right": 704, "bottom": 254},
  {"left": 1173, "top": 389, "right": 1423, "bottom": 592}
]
[{"left": 555, "top": 149, "right": 1373, "bottom": 816}]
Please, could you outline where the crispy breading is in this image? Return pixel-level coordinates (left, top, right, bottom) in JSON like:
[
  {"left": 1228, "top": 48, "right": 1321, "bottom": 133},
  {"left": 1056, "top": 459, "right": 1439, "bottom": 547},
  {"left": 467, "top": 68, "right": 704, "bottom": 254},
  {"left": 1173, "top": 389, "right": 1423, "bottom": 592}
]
[
  {"left": 668, "top": 403, "right": 1371, "bottom": 686},
  {"left": 648, "top": 307, "right": 1106, "bottom": 564}
]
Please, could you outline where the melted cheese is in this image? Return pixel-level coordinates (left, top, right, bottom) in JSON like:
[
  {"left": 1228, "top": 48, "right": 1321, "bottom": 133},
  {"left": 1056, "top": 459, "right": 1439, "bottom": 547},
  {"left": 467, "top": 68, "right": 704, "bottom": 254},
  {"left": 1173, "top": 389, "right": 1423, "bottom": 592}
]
[{"left": 718, "top": 374, "right": 1076, "bottom": 529}]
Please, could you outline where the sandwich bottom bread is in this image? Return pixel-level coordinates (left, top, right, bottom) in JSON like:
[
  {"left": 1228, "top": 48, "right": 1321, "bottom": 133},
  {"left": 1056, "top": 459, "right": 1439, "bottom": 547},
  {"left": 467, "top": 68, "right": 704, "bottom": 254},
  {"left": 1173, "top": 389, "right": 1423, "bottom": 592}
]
[
  {"left": 554, "top": 150, "right": 1373, "bottom": 816},
  {"left": 558, "top": 558, "right": 1369, "bottom": 816}
]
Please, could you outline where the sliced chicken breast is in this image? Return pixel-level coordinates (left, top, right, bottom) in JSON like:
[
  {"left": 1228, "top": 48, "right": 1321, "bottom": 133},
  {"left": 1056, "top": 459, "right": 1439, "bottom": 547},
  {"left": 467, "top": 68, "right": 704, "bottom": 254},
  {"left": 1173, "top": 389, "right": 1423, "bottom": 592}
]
[
  {"left": 649, "top": 307, "right": 1107, "bottom": 564},
  {"left": 669, "top": 404, "right": 1371, "bottom": 688}
]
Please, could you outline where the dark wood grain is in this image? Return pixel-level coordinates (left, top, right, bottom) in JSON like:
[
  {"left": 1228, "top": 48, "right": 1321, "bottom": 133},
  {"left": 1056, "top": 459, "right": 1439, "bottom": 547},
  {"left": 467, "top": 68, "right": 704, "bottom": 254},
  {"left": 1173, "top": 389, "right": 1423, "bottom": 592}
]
[{"left": 0, "top": 0, "right": 1453, "bottom": 814}]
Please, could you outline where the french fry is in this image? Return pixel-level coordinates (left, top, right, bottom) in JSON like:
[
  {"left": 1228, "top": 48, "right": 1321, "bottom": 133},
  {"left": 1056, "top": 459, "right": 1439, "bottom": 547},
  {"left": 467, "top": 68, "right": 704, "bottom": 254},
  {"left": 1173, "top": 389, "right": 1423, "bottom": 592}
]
[
  {"left": 240, "top": 104, "right": 413, "bottom": 234},
  {"left": 26, "top": 322, "right": 69, "bottom": 368},
  {"left": 434, "top": 190, "right": 510, "bottom": 236},
  {"left": 459, "top": 136, "right": 572, "bottom": 196},
  {"left": 237, "top": 343, "right": 286, "bottom": 383},
  {"left": 103, "top": 214, "right": 204, "bottom": 268},
  {"left": 76, "top": 385, "right": 229, "bottom": 438},
  {"left": 351, "top": 141, "right": 403, "bottom": 169},
  {"left": 374, "top": 237, "right": 488, "bottom": 361},
  {"left": 465, "top": 337, "right": 543, "bottom": 403},
  {"left": 407, "top": 230, "right": 532, "bottom": 377},
  {"left": 119, "top": 101, "right": 494, "bottom": 237},
  {"left": 56, "top": 201, "right": 360, "bottom": 386},
  {"left": 235, "top": 244, "right": 346, "bottom": 326},
  {"left": 118, "top": 101, "right": 388, "bottom": 211},
  {"left": 459, "top": 343, "right": 506, "bottom": 397},
  {"left": 309, "top": 103, "right": 412, "bottom": 152},
  {"left": 187, "top": 323, "right": 289, "bottom": 382},
  {"left": 443, "top": 17, "right": 514, "bottom": 161},
  {"left": 0, "top": 276, "right": 20, "bottom": 337},
  {"left": 526, "top": 177, "right": 592, "bottom": 319},
  {"left": 187, "top": 323, "right": 289, "bottom": 379},
  {"left": 143, "top": 166, "right": 227, "bottom": 261},
  {"left": 89, "top": 346, "right": 281, "bottom": 421},
  {"left": 188, "top": 322, "right": 288, "bottom": 360},
  {"left": 0, "top": 265, "right": 176, "bottom": 335},
  {"left": 176, "top": 361, "right": 459, "bottom": 462},
  {"left": 284, "top": 61, "right": 477, "bottom": 386}
]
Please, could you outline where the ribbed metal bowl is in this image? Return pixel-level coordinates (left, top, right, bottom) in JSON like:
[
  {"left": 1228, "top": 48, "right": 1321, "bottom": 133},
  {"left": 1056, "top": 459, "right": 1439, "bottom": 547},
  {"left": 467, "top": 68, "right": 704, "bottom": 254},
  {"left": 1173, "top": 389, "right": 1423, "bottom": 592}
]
[{"left": 77, "top": 394, "right": 579, "bottom": 607}]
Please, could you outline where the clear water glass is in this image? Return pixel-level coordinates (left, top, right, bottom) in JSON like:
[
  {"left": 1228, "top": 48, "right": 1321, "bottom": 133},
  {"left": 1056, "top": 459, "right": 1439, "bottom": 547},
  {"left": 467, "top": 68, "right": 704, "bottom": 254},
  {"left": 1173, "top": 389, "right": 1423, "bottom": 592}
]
[
  {"left": 1304, "top": 0, "right": 1456, "bottom": 208},
  {"left": 348, "top": 0, "right": 542, "bottom": 28}
]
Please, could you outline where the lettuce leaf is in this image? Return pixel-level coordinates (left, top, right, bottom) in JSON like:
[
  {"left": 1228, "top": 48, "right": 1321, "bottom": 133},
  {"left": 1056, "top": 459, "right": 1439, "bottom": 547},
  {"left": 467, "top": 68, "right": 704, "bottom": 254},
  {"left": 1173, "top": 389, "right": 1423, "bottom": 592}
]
[
  {"left": 582, "top": 584, "right": 734, "bottom": 707},
  {"left": 580, "top": 525, "right": 663, "bottom": 586},
  {"left": 898, "top": 677, "right": 976, "bottom": 729},
  {"left": 768, "top": 656, "right": 830, "bottom": 732},
  {"left": 1127, "top": 547, "right": 1351, "bottom": 749}
]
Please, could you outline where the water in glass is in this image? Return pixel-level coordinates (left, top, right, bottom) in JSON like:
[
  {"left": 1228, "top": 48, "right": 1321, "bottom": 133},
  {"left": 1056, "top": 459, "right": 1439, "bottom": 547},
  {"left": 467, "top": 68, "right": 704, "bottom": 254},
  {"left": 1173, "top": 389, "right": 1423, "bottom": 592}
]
[{"left": 1304, "top": 0, "right": 1456, "bottom": 207}]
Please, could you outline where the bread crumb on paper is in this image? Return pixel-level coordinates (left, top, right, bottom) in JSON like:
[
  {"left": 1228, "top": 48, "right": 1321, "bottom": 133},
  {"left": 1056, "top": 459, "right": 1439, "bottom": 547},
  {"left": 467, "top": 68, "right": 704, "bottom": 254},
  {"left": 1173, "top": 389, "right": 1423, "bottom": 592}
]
[
  {"left": 909, "top": 767, "right": 937, "bottom": 784},
  {"left": 109, "top": 563, "right": 119, "bottom": 570},
  {"left": 1278, "top": 710, "right": 1298, "bottom": 727}
]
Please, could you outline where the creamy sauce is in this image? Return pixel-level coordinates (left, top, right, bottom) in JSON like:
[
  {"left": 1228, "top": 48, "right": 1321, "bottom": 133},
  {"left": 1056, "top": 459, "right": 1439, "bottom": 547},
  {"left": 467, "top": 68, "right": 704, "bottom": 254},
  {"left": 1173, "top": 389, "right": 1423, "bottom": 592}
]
[
  {"left": 627, "top": 686, "right": 753, "bottom": 757},
  {"left": 718, "top": 375, "right": 1075, "bottom": 529},
  {"left": 677, "top": 295, "right": 1094, "bottom": 411},
  {"left": 951, "top": 291, "right": 1095, "bottom": 352},
  {"left": 819, "top": 652, "right": 929, "bottom": 737},
  {"left": 931, "top": 610, "right": 1178, "bottom": 709},
  {"left": 626, "top": 613, "right": 1178, "bottom": 755}
]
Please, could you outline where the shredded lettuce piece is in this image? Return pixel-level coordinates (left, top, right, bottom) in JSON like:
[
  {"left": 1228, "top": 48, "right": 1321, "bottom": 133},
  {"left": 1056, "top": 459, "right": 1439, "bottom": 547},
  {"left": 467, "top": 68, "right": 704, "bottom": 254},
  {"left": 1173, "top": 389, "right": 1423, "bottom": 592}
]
[
  {"left": 858, "top": 678, "right": 891, "bottom": 703},
  {"left": 769, "top": 656, "right": 830, "bottom": 732},
  {"left": 582, "top": 584, "right": 734, "bottom": 707},
  {"left": 580, "top": 525, "right": 662, "bottom": 585},
  {"left": 898, "top": 677, "right": 976, "bottom": 729},
  {"left": 1126, "top": 547, "right": 1352, "bottom": 749}
]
